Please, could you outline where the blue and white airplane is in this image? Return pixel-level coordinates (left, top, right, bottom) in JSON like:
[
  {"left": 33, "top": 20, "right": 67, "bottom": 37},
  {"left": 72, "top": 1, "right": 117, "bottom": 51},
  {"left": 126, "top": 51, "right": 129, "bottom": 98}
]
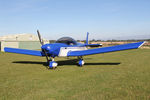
[{"left": 4, "top": 30, "right": 145, "bottom": 69}]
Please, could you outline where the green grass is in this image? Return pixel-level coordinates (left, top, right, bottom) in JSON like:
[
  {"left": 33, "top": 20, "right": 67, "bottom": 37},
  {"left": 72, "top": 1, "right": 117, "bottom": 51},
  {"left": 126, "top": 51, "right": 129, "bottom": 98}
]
[{"left": 0, "top": 49, "right": 150, "bottom": 100}]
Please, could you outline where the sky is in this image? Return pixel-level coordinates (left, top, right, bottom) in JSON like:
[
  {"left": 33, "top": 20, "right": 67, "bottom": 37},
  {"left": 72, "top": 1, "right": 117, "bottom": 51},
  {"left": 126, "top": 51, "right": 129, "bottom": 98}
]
[{"left": 0, "top": 0, "right": 150, "bottom": 40}]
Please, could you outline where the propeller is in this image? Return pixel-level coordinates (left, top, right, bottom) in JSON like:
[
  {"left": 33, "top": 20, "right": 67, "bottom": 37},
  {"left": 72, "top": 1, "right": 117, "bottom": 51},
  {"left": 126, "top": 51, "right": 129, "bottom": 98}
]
[
  {"left": 37, "top": 30, "right": 49, "bottom": 64},
  {"left": 37, "top": 30, "right": 44, "bottom": 45}
]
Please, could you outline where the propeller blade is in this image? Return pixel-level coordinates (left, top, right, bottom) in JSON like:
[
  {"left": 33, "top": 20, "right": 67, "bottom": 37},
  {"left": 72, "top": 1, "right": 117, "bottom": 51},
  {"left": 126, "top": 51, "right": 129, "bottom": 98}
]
[
  {"left": 37, "top": 30, "right": 44, "bottom": 45},
  {"left": 37, "top": 30, "right": 49, "bottom": 64},
  {"left": 43, "top": 49, "right": 49, "bottom": 63}
]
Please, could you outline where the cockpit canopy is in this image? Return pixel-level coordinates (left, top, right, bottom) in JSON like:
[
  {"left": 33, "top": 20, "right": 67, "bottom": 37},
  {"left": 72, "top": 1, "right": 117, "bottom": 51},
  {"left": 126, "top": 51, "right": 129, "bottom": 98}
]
[{"left": 56, "top": 37, "right": 77, "bottom": 45}]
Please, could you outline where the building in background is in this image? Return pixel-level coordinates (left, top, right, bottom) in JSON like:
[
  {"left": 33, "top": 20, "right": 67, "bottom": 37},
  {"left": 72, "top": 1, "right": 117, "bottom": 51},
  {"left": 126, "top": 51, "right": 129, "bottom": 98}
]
[{"left": 0, "top": 33, "right": 49, "bottom": 51}]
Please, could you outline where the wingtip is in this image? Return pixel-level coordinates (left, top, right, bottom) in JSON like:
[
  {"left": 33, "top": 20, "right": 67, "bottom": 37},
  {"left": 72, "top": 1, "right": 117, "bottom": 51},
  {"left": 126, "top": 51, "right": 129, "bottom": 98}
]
[{"left": 138, "top": 41, "right": 146, "bottom": 48}]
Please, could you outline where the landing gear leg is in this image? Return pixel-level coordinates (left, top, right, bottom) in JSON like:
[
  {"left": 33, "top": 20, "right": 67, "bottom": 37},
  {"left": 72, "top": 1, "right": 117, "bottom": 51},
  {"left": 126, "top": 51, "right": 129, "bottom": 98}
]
[
  {"left": 78, "top": 56, "right": 85, "bottom": 67},
  {"left": 49, "top": 58, "right": 58, "bottom": 69}
]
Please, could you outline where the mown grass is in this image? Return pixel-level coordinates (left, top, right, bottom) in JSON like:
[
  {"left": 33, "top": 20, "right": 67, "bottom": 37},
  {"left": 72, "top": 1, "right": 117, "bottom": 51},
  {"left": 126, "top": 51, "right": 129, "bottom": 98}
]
[{"left": 0, "top": 49, "right": 150, "bottom": 100}]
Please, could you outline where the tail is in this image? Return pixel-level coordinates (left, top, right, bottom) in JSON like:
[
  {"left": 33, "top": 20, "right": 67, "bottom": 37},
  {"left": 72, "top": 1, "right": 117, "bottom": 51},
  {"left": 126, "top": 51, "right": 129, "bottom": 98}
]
[
  {"left": 84, "top": 32, "right": 102, "bottom": 47},
  {"left": 85, "top": 32, "right": 89, "bottom": 45}
]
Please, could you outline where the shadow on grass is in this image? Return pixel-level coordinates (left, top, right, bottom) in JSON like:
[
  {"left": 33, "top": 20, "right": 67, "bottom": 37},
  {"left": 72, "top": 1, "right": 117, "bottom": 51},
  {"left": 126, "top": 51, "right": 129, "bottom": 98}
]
[
  {"left": 13, "top": 59, "right": 121, "bottom": 66},
  {"left": 13, "top": 61, "right": 48, "bottom": 66}
]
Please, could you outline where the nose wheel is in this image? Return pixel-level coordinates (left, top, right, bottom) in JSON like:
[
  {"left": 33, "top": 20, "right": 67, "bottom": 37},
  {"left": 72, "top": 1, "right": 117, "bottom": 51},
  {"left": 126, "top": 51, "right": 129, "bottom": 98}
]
[
  {"left": 48, "top": 58, "right": 58, "bottom": 69},
  {"left": 78, "top": 56, "right": 85, "bottom": 66}
]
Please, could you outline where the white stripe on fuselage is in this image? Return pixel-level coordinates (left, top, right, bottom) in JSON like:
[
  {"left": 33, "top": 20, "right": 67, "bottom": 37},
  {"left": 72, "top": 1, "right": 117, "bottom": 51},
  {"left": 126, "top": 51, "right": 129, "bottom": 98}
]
[{"left": 58, "top": 47, "right": 87, "bottom": 57}]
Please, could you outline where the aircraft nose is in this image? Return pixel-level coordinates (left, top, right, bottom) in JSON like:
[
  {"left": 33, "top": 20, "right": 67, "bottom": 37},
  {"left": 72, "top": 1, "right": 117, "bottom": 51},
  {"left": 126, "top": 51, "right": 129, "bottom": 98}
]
[
  {"left": 41, "top": 44, "right": 57, "bottom": 55},
  {"left": 41, "top": 45, "right": 51, "bottom": 51},
  {"left": 46, "top": 46, "right": 51, "bottom": 51}
]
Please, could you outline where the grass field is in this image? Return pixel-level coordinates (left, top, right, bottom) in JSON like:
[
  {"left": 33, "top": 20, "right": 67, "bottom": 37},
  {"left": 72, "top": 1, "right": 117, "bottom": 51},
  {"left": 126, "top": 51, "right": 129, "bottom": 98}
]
[{"left": 0, "top": 49, "right": 150, "bottom": 100}]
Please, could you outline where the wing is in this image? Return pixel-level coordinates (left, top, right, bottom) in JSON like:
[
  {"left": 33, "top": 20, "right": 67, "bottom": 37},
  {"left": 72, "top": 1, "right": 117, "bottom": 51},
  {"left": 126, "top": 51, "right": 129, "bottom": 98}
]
[
  {"left": 67, "top": 41, "right": 145, "bottom": 56},
  {"left": 4, "top": 47, "right": 45, "bottom": 56}
]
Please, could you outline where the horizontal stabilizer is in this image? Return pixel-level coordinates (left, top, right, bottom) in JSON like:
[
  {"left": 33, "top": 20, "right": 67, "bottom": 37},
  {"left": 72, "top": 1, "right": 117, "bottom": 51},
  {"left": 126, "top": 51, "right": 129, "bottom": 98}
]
[
  {"left": 4, "top": 47, "right": 44, "bottom": 56},
  {"left": 85, "top": 44, "right": 102, "bottom": 47},
  {"left": 67, "top": 41, "right": 145, "bottom": 56}
]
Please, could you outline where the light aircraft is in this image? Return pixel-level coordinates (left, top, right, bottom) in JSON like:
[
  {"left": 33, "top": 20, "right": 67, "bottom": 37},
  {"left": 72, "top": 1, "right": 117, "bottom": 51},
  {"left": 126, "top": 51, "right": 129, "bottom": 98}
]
[{"left": 4, "top": 30, "right": 145, "bottom": 69}]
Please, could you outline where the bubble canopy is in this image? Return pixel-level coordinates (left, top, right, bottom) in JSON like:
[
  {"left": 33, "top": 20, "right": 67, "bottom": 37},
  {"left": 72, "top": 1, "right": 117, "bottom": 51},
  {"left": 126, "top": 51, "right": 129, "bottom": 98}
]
[{"left": 56, "top": 37, "right": 77, "bottom": 45}]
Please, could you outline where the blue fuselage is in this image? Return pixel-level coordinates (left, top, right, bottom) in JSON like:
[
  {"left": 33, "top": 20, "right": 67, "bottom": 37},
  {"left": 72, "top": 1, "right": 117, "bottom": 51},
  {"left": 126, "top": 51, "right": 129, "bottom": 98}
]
[{"left": 41, "top": 42, "right": 85, "bottom": 57}]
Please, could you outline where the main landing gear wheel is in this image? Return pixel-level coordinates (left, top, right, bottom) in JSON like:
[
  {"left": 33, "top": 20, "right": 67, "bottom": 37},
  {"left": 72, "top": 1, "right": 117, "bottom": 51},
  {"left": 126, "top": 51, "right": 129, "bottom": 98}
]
[
  {"left": 78, "top": 56, "right": 85, "bottom": 67},
  {"left": 78, "top": 59, "right": 85, "bottom": 66}
]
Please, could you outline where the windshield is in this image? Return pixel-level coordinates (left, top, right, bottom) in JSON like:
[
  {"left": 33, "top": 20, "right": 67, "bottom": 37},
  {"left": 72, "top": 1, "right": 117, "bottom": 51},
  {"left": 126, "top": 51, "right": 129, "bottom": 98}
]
[{"left": 56, "top": 37, "right": 77, "bottom": 45}]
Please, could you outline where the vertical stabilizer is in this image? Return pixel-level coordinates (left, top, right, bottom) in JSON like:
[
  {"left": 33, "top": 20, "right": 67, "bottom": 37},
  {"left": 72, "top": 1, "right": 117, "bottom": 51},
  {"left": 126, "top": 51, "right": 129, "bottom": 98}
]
[{"left": 85, "top": 32, "right": 89, "bottom": 45}]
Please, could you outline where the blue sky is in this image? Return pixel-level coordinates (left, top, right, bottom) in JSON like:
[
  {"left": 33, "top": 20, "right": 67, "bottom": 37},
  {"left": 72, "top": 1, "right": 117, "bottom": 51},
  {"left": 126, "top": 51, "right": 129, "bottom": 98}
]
[{"left": 0, "top": 0, "right": 150, "bottom": 40}]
